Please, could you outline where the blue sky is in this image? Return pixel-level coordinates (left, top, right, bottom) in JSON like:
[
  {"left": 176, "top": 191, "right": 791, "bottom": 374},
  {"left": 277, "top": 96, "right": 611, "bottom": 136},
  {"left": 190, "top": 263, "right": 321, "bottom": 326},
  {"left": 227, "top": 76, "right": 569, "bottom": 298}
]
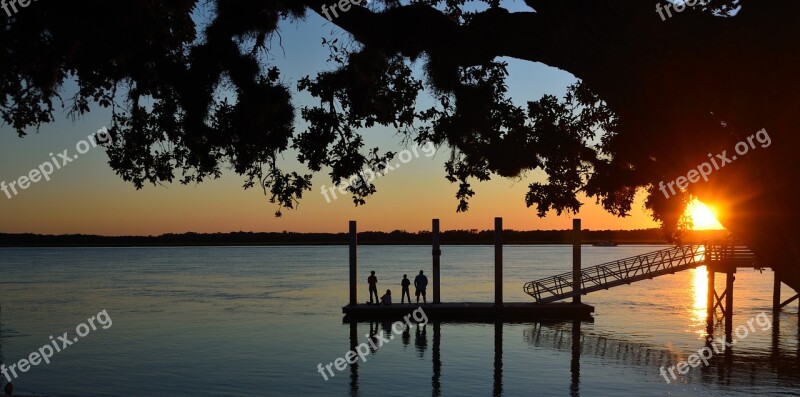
[{"left": 0, "top": 2, "right": 661, "bottom": 235}]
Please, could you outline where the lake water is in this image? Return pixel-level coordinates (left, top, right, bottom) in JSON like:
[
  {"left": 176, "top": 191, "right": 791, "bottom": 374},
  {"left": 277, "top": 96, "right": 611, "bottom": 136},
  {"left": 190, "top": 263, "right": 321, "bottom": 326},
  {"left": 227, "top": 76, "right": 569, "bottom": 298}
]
[{"left": 0, "top": 245, "right": 798, "bottom": 396}]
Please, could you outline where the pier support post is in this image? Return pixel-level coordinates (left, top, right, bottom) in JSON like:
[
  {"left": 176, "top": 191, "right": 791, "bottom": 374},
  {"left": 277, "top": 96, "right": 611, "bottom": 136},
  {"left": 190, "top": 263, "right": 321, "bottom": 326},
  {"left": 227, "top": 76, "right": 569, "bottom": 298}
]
[
  {"left": 349, "top": 221, "right": 358, "bottom": 306},
  {"left": 707, "top": 267, "right": 715, "bottom": 333},
  {"left": 773, "top": 270, "right": 781, "bottom": 313},
  {"left": 772, "top": 273, "right": 783, "bottom": 343},
  {"left": 573, "top": 219, "right": 582, "bottom": 304},
  {"left": 433, "top": 219, "right": 441, "bottom": 304},
  {"left": 495, "top": 217, "right": 503, "bottom": 307},
  {"left": 725, "top": 271, "right": 735, "bottom": 341}
]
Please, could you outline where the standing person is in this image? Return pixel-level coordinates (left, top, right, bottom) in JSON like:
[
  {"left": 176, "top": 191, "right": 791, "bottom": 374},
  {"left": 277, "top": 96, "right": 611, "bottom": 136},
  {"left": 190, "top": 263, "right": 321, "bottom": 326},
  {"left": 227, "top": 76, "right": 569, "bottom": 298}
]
[
  {"left": 401, "top": 274, "right": 411, "bottom": 304},
  {"left": 414, "top": 270, "right": 428, "bottom": 304},
  {"left": 367, "top": 271, "right": 379, "bottom": 304}
]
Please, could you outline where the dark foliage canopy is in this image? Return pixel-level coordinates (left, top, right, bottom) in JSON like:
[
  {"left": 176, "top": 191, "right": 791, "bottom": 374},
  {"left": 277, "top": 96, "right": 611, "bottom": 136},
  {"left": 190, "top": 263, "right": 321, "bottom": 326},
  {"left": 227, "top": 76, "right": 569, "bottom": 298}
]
[{"left": 2, "top": 0, "right": 798, "bottom": 287}]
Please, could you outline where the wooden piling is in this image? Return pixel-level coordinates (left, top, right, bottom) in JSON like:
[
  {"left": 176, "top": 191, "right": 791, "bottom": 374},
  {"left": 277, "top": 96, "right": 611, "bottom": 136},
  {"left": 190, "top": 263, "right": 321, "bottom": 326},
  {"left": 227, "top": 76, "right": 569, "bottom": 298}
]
[
  {"left": 707, "top": 267, "right": 715, "bottom": 333},
  {"left": 349, "top": 221, "right": 358, "bottom": 306},
  {"left": 573, "top": 219, "right": 582, "bottom": 304},
  {"left": 773, "top": 271, "right": 781, "bottom": 313},
  {"left": 495, "top": 217, "right": 503, "bottom": 307},
  {"left": 433, "top": 219, "right": 441, "bottom": 304},
  {"left": 725, "top": 271, "right": 735, "bottom": 341}
]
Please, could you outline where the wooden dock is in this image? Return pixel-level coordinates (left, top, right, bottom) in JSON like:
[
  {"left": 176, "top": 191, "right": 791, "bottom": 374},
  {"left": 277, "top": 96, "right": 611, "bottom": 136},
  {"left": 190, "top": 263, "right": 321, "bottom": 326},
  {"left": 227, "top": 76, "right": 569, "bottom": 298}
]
[
  {"left": 342, "top": 218, "right": 594, "bottom": 323},
  {"left": 342, "top": 302, "right": 594, "bottom": 322},
  {"left": 340, "top": 218, "right": 800, "bottom": 334}
]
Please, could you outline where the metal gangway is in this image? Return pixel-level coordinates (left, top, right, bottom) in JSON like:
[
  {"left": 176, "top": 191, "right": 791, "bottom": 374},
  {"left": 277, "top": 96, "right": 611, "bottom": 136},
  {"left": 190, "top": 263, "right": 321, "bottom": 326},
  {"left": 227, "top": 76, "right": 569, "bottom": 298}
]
[{"left": 523, "top": 244, "right": 757, "bottom": 303}]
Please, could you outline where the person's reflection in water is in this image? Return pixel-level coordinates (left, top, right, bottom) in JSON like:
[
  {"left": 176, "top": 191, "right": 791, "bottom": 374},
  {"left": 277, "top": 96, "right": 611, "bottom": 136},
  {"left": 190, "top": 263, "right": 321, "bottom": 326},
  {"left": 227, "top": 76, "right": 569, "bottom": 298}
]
[
  {"left": 402, "top": 322, "right": 411, "bottom": 348},
  {"left": 381, "top": 321, "right": 393, "bottom": 340},
  {"left": 368, "top": 322, "right": 380, "bottom": 354},
  {"left": 415, "top": 322, "right": 428, "bottom": 358}
]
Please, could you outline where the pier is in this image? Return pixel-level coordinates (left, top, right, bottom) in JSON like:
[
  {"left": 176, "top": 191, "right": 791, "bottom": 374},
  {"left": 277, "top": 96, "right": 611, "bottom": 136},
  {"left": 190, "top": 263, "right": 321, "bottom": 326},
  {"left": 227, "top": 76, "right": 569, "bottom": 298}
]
[
  {"left": 342, "top": 218, "right": 595, "bottom": 322},
  {"left": 342, "top": 302, "right": 593, "bottom": 322},
  {"left": 342, "top": 218, "right": 799, "bottom": 331}
]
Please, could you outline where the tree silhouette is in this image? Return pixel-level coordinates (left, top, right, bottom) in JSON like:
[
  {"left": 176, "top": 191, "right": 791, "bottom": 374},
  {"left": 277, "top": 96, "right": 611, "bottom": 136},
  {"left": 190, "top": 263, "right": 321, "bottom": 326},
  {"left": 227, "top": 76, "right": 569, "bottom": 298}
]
[{"left": 2, "top": 0, "right": 798, "bottom": 288}]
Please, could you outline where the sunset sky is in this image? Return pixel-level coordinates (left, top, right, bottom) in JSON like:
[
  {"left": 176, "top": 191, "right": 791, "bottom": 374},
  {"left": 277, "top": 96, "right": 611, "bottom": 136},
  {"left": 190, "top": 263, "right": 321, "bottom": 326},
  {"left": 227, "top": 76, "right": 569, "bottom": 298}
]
[{"left": 0, "top": 5, "right": 664, "bottom": 236}]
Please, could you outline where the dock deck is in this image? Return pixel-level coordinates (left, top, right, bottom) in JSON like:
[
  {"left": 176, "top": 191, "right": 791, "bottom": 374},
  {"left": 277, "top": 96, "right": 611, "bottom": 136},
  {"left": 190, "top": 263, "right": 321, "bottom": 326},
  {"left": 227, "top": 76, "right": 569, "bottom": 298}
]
[{"left": 342, "top": 302, "right": 594, "bottom": 322}]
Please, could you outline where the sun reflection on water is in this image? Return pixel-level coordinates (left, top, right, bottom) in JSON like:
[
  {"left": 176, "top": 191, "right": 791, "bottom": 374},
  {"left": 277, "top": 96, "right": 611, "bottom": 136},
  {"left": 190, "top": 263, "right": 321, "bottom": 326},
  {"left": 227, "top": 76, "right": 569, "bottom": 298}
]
[{"left": 692, "top": 265, "right": 708, "bottom": 323}]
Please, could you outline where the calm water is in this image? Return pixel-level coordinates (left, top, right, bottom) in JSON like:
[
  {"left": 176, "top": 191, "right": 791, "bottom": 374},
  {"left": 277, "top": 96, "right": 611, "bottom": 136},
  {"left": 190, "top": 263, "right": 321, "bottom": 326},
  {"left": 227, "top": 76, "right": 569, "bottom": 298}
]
[{"left": 0, "top": 245, "right": 798, "bottom": 396}]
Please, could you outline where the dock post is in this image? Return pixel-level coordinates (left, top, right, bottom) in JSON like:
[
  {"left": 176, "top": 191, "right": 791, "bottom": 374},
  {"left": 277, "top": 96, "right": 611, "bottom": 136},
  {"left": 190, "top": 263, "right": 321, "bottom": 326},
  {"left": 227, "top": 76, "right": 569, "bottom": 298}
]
[
  {"left": 495, "top": 217, "right": 503, "bottom": 307},
  {"left": 773, "top": 270, "right": 781, "bottom": 313},
  {"left": 725, "top": 271, "right": 735, "bottom": 341},
  {"left": 706, "top": 267, "right": 715, "bottom": 333},
  {"left": 573, "top": 219, "right": 582, "bottom": 304},
  {"left": 349, "top": 221, "right": 358, "bottom": 306},
  {"left": 706, "top": 244, "right": 715, "bottom": 333},
  {"left": 433, "top": 219, "right": 441, "bottom": 304}
]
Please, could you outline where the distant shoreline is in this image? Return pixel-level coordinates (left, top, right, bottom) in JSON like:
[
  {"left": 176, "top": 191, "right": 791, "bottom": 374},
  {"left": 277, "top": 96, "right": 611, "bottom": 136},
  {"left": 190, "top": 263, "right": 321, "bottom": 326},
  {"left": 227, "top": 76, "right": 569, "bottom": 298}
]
[{"left": 0, "top": 229, "right": 725, "bottom": 247}]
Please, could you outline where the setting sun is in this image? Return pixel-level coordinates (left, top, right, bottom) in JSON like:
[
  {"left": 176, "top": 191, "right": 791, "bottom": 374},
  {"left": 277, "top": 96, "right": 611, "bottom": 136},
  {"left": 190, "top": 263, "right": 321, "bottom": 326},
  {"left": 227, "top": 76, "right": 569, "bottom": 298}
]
[{"left": 686, "top": 199, "right": 725, "bottom": 230}]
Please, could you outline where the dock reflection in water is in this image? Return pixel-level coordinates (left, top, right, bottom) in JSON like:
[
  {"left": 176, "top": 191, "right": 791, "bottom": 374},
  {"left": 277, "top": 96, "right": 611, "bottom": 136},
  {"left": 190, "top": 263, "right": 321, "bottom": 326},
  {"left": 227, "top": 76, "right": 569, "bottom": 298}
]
[
  {"left": 345, "top": 316, "right": 800, "bottom": 396},
  {"left": 347, "top": 321, "right": 445, "bottom": 396}
]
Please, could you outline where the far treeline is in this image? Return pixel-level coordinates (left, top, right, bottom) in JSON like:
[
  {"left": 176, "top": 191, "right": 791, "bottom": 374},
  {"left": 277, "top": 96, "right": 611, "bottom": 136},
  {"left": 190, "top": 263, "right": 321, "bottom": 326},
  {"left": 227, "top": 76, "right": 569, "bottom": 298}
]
[{"left": 0, "top": 229, "right": 727, "bottom": 247}]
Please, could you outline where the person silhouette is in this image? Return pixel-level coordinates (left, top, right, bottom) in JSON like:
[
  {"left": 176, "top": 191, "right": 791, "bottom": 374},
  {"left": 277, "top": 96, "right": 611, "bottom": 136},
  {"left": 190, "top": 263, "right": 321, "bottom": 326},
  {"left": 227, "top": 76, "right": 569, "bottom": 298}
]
[
  {"left": 380, "top": 289, "right": 392, "bottom": 305},
  {"left": 401, "top": 274, "right": 411, "bottom": 303},
  {"left": 414, "top": 270, "right": 428, "bottom": 304},
  {"left": 367, "top": 271, "right": 379, "bottom": 304}
]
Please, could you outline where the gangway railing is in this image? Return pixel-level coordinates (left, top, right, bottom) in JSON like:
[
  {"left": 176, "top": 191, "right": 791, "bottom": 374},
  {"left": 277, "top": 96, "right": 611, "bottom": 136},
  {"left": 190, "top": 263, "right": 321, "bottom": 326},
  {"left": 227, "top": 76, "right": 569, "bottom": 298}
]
[{"left": 524, "top": 244, "right": 756, "bottom": 303}]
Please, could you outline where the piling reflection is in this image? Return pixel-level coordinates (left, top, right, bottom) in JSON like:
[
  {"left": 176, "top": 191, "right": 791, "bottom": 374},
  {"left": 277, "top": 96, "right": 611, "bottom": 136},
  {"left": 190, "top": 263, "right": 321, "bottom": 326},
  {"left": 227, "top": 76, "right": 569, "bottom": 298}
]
[
  {"left": 526, "top": 322, "right": 681, "bottom": 369},
  {"left": 0, "top": 310, "right": 4, "bottom": 377},
  {"left": 349, "top": 322, "right": 358, "bottom": 397},
  {"left": 346, "top": 316, "right": 800, "bottom": 396},
  {"left": 526, "top": 317, "right": 800, "bottom": 388},
  {"left": 346, "top": 320, "right": 580, "bottom": 396},
  {"left": 494, "top": 322, "right": 502, "bottom": 397},
  {"left": 432, "top": 322, "right": 441, "bottom": 397},
  {"left": 570, "top": 321, "right": 580, "bottom": 397}
]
